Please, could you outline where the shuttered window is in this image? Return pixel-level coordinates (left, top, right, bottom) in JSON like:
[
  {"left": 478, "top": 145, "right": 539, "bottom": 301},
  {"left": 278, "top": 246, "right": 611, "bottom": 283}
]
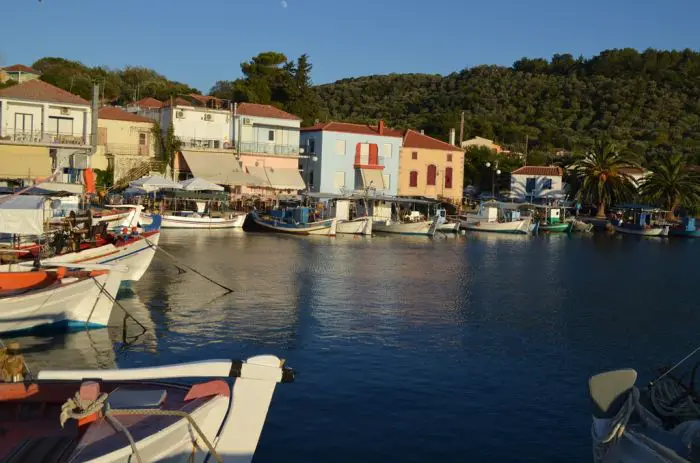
[
  {"left": 444, "top": 167, "right": 453, "bottom": 189},
  {"left": 409, "top": 171, "right": 418, "bottom": 187},
  {"left": 427, "top": 164, "right": 437, "bottom": 186}
]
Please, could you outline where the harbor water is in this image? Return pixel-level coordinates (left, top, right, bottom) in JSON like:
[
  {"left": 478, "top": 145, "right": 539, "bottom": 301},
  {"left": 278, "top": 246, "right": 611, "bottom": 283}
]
[{"left": 12, "top": 231, "right": 700, "bottom": 461}]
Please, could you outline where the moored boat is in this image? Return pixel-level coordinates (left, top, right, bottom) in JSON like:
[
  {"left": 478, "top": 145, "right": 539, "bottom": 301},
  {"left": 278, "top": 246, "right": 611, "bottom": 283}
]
[
  {"left": 463, "top": 204, "right": 532, "bottom": 234},
  {"left": 161, "top": 211, "right": 246, "bottom": 229},
  {"left": 669, "top": 216, "right": 700, "bottom": 237},
  {"left": 244, "top": 209, "right": 337, "bottom": 236},
  {"left": 373, "top": 218, "right": 438, "bottom": 236},
  {"left": 612, "top": 205, "right": 670, "bottom": 237},
  {"left": 336, "top": 216, "right": 373, "bottom": 235},
  {"left": 0, "top": 355, "right": 294, "bottom": 463}
]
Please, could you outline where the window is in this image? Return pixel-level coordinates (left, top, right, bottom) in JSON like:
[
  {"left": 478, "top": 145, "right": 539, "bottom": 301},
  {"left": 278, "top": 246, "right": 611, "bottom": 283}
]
[
  {"left": 14, "top": 113, "right": 33, "bottom": 133},
  {"left": 213, "top": 140, "right": 221, "bottom": 149},
  {"left": 525, "top": 177, "right": 536, "bottom": 193},
  {"left": 383, "top": 174, "right": 390, "bottom": 190},
  {"left": 383, "top": 143, "right": 392, "bottom": 158},
  {"left": 409, "top": 171, "right": 418, "bottom": 187},
  {"left": 335, "top": 139, "right": 346, "bottom": 156},
  {"left": 334, "top": 171, "right": 345, "bottom": 189},
  {"left": 139, "top": 133, "right": 147, "bottom": 145},
  {"left": 411, "top": 151, "right": 418, "bottom": 160},
  {"left": 427, "top": 164, "right": 437, "bottom": 186},
  {"left": 308, "top": 138, "right": 316, "bottom": 154},
  {"left": 268, "top": 130, "right": 275, "bottom": 142},
  {"left": 309, "top": 171, "right": 314, "bottom": 188},
  {"left": 47, "top": 116, "right": 73, "bottom": 135},
  {"left": 444, "top": 167, "right": 453, "bottom": 189},
  {"left": 543, "top": 178, "right": 553, "bottom": 190},
  {"left": 447, "top": 153, "right": 452, "bottom": 162}
]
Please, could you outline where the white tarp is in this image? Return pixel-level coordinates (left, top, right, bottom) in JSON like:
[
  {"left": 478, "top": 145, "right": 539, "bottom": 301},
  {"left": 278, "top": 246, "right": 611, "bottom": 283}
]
[
  {"left": 0, "top": 195, "right": 47, "bottom": 235},
  {"left": 129, "top": 175, "right": 182, "bottom": 192},
  {"left": 179, "top": 177, "right": 225, "bottom": 192}
]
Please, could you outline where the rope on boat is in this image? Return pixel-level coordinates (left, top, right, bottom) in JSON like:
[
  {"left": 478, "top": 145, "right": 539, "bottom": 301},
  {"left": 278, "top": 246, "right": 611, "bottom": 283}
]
[
  {"left": 650, "top": 377, "right": 700, "bottom": 420},
  {"left": 89, "top": 277, "right": 148, "bottom": 331},
  {"left": 144, "top": 237, "right": 234, "bottom": 294},
  {"left": 60, "top": 391, "right": 109, "bottom": 428}
]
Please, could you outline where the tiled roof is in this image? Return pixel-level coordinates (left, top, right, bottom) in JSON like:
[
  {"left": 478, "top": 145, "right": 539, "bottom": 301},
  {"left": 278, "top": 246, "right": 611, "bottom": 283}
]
[
  {"left": 236, "top": 102, "right": 301, "bottom": 121},
  {"left": 301, "top": 121, "right": 403, "bottom": 138},
  {"left": 3, "top": 64, "right": 40, "bottom": 74},
  {"left": 403, "top": 129, "right": 461, "bottom": 151},
  {"left": 0, "top": 79, "right": 89, "bottom": 105},
  {"left": 132, "top": 97, "right": 163, "bottom": 109},
  {"left": 99, "top": 107, "right": 154, "bottom": 123},
  {"left": 511, "top": 166, "right": 563, "bottom": 176},
  {"left": 162, "top": 97, "right": 196, "bottom": 107}
]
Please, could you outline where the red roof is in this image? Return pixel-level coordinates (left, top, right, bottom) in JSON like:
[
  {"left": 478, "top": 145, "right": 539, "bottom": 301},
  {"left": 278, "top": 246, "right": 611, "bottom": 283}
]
[
  {"left": 403, "top": 129, "right": 461, "bottom": 151},
  {"left": 162, "top": 97, "right": 195, "bottom": 107},
  {"left": 236, "top": 102, "right": 301, "bottom": 121},
  {"left": 3, "top": 64, "right": 40, "bottom": 74},
  {"left": 0, "top": 79, "right": 89, "bottom": 105},
  {"left": 132, "top": 97, "right": 163, "bottom": 109},
  {"left": 301, "top": 121, "right": 403, "bottom": 138},
  {"left": 99, "top": 107, "right": 154, "bottom": 123},
  {"left": 511, "top": 166, "right": 563, "bottom": 176}
]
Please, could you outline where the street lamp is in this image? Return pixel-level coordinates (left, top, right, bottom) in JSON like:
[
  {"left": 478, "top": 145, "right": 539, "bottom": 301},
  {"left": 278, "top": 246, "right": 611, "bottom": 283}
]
[{"left": 485, "top": 161, "right": 501, "bottom": 198}]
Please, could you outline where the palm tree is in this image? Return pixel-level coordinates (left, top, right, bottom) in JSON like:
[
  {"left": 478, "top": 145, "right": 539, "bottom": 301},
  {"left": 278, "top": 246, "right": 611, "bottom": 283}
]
[
  {"left": 639, "top": 153, "right": 700, "bottom": 220},
  {"left": 570, "top": 142, "right": 638, "bottom": 218}
]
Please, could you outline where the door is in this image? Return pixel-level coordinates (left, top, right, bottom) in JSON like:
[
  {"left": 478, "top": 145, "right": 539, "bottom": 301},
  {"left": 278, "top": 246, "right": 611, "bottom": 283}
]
[{"left": 14, "top": 113, "right": 33, "bottom": 135}]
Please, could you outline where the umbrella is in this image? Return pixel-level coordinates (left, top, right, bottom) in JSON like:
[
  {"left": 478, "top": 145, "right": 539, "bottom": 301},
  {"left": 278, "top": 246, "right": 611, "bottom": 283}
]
[
  {"left": 129, "top": 175, "right": 182, "bottom": 192},
  {"left": 178, "top": 177, "right": 224, "bottom": 192}
]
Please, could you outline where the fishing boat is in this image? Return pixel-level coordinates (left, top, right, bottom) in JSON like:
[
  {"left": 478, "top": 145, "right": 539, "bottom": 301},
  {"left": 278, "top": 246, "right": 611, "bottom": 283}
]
[
  {"left": 669, "top": 216, "right": 700, "bottom": 238},
  {"left": 435, "top": 209, "right": 461, "bottom": 233},
  {"left": 533, "top": 205, "right": 574, "bottom": 233},
  {"left": 161, "top": 211, "right": 246, "bottom": 229},
  {"left": 0, "top": 263, "right": 126, "bottom": 334},
  {"left": 0, "top": 355, "right": 293, "bottom": 462},
  {"left": 244, "top": 209, "right": 337, "bottom": 236},
  {"left": 364, "top": 196, "right": 438, "bottom": 237},
  {"left": 612, "top": 205, "right": 670, "bottom": 237},
  {"left": 373, "top": 218, "right": 438, "bottom": 236},
  {"left": 463, "top": 204, "right": 532, "bottom": 234}
]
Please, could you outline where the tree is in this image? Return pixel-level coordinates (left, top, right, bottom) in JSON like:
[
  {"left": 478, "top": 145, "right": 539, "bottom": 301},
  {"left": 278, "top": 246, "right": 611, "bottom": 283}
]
[
  {"left": 570, "top": 142, "right": 638, "bottom": 218},
  {"left": 638, "top": 153, "right": 700, "bottom": 219},
  {"left": 151, "top": 122, "right": 181, "bottom": 179}
]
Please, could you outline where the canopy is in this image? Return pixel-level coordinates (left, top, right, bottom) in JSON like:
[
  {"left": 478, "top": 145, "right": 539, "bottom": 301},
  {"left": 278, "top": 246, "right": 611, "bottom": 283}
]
[
  {"left": 180, "top": 151, "right": 264, "bottom": 186},
  {"left": 179, "top": 177, "right": 225, "bottom": 192},
  {"left": 246, "top": 166, "right": 270, "bottom": 187},
  {"left": 0, "top": 195, "right": 47, "bottom": 235},
  {"left": 359, "top": 169, "right": 385, "bottom": 190},
  {"left": 264, "top": 167, "right": 306, "bottom": 190},
  {"left": 129, "top": 175, "right": 182, "bottom": 192}
]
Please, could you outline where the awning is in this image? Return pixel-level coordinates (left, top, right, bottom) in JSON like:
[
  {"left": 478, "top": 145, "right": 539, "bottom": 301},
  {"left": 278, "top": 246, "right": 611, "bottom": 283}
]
[
  {"left": 360, "top": 169, "right": 385, "bottom": 190},
  {"left": 244, "top": 166, "right": 270, "bottom": 187},
  {"left": 264, "top": 167, "right": 306, "bottom": 190},
  {"left": 179, "top": 177, "right": 225, "bottom": 192},
  {"left": 180, "top": 151, "right": 262, "bottom": 187},
  {"left": 0, "top": 146, "right": 51, "bottom": 179},
  {"left": 0, "top": 195, "right": 47, "bottom": 235}
]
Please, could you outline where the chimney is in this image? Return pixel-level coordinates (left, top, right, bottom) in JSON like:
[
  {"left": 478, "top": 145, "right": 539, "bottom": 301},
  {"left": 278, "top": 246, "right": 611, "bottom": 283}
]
[
  {"left": 449, "top": 128, "right": 456, "bottom": 146},
  {"left": 378, "top": 119, "right": 385, "bottom": 135},
  {"left": 420, "top": 129, "right": 424, "bottom": 135}
]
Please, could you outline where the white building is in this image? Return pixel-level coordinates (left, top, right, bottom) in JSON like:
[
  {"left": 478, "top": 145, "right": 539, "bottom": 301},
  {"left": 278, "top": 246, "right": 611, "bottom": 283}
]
[
  {"left": 510, "top": 166, "right": 564, "bottom": 201},
  {"left": 160, "top": 95, "right": 233, "bottom": 150}
]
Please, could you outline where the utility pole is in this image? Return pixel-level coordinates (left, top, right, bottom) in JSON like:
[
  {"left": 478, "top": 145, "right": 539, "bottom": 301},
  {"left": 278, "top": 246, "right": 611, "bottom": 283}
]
[
  {"left": 524, "top": 134, "right": 529, "bottom": 166},
  {"left": 459, "top": 111, "right": 465, "bottom": 145}
]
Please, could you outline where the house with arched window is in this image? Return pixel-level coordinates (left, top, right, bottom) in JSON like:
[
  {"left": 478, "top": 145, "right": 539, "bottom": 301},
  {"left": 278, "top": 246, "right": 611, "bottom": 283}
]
[{"left": 398, "top": 130, "right": 464, "bottom": 203}]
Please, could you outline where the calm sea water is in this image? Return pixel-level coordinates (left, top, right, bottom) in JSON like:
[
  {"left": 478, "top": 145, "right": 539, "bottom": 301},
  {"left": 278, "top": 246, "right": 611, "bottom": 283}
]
[{"left": 12, "top": 231, "right": 700, "bottom": 462}]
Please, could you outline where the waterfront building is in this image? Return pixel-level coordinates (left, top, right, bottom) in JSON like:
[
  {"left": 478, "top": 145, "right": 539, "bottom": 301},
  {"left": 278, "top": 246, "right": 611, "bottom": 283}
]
[
  {"left": 0, "top": 79, "right": 93, "bottom": 190},
  {"left": 232, "top": 103, "right": 305, "bottom": 198},
  {"left": 399, "top": 129, "right": 464, "bottom": 203},
  {"left": 461, "top": 136, "right": 505, "bottom": 153},
  {"left": 94, "top": 107, "right": 159, "bottom": 185},
  {"left": 509, "top": 166, "right": 565, "bottom": 201},
  {"left": 0, "top": 64, "right": 41, "bottom": 84},
  {"left": 299, "top": 121, "right": 403, "bottom": 195}
]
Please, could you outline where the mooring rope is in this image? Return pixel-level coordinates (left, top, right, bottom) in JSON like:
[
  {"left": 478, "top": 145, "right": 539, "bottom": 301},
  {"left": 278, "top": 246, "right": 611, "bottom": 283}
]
[{"left": 90, "top": 277, "right": 147, "bottom": 331}]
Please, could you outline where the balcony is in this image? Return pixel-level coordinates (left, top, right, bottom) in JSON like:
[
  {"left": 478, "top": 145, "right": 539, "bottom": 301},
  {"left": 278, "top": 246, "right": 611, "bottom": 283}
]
[
  {"left": 353, "top": 154, "right": 386, "bottom": 170},
  {"left": 179, "top": 137, "right": 233, "bottom": 151},
  {"left": 238, "top": 141, "right": 299, "bottom": 156},
  {"left": 0, "top": 129, "right": 90, "bottom": 147},
  {"left": 104, "top": 143, "right": 151, "bottom": 156}
]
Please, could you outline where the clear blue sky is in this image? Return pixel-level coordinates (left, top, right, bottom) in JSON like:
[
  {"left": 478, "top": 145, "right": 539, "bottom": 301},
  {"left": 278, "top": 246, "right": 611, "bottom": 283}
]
[{"left": 2, "top": 0, "right": 698, "bottom": 92}]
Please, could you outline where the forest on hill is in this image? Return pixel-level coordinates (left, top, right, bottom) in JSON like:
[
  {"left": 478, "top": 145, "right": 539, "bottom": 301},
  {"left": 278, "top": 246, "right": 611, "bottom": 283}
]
[{"left": 5, "top": 48, "right": 700, "bottom": 165}]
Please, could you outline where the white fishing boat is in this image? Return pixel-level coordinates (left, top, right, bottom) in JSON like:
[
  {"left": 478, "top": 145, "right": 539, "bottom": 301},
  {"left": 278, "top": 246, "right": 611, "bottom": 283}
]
[
  {"left": 336, "top": 216, "right": 373, "bottom": 235},
  {"left": 0, "top": 355, "right": 294, "bottom": 463},
  {"left": 462, "top": 204, "right": 532, "bottom": 234},
  {"left": 612, "top": 205, "right": 670, "bottom": 237},
  {"left": 373, "top": 217, "right": 438, "bottom": 236},
  {"left": 435, "top": 209, "right": 460, "bottom": 233},
  {"left": 245, "top": 210, "right": 337, "bottom": 236},
  {"left": 161, "top": 211, "right": 246, "bottom": 229},
  {"left": 0, "top": 263, "right": 126, "bottom": 334},
  {"left": 362, "top": 196, "right": 439, "bottom": 237}
]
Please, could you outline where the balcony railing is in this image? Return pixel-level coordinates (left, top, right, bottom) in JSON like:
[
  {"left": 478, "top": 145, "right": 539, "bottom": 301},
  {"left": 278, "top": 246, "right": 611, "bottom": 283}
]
[
  {"left": 179, "top": 137, "right": 233, "bottom": 151},
  {"left": 0, "top": 129, "right": 90, "bottom": 147},
  {"left": 238, "top": 141, "right": 299, "bottom": 156},
  {"left": 354, "top": 155, "right": 386, "bottom": 169},
  {"left": 104, "top": 143, "right": 151, "bottom": 156}
]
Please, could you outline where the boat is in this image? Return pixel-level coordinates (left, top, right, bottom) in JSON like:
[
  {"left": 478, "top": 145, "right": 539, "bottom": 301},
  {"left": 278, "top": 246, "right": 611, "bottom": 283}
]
[
  {"left": 161, "top": 211, "right": 247, "bottom": 229},
  {"left": 571, "top": 218, "right": 595, "bottom": 233},
  {"left": 463, "top": 204, "right": 532, "bottom": 234},
  {"left": 0, "top": 263, "right": 126, "bottom": 334},
  {"left": 612, "top": 205, "right": 670, "bottom": 237},
  {"left": 533, "top": 205, "right": 574, "bottom": 233},
  {"left": 244, "top": 209, "right": 337, "bottom": 236},
  {"left": 365, "top": 196, "right": 438, "bottom": 237},
  {"left": 0, "top": 355, "right": 294, "bottom": 463},
  {"left": 435, "top": 209, "right": 461, "bottom": 233},
  {"left": 373, "top": 218, "right": 438, "bottom": 236},
  {"left": 669, "top": 216, "right": 700, "bottom": 238},
  {"left": 336, "top": 216, "right": 373, "bottom": 235}
]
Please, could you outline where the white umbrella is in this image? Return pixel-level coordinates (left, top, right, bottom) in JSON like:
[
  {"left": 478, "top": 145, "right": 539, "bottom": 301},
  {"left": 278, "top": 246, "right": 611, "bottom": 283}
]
[
  {"left": 129, "top": 175, "right": 182, "bottom": 192},
  {"left": 178, "top": 177, "right": 224, "bottom": 192}
]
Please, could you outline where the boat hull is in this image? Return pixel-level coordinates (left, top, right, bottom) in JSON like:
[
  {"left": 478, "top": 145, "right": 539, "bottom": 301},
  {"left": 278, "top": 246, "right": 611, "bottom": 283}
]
[
  {"left": 0, "top": 270, "right": 123, "bottom": 334},
  {"left": 539, "top": 222, "right": 573, "bottom": 233},
  {"left": 613, "top": 225, "right": 669, "bottom": 236},
  {"left": 337, "top": 217, "right": 373, "bottom": 235},
  {"left": 161, "top": 213, "right": 246, "bottom": 229},
  {"left": 245, "top": 213, "right": 337, "bottom": 236},
  {"left": 437, "top": 222, "right": 461, "bottom": 233},
  {"left": 373, "top": 220, "right": 437, "bottom": 236},
  {"left": 464, "top": 218, "right": 532, "bottom": 234},
  {"left": 669, "top": 228, "right": 700, "bottom": 237}
]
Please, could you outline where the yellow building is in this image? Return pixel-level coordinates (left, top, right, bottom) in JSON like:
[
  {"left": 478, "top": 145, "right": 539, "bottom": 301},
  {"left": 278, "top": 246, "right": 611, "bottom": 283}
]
[
  {"left": 398, "top": 130, "right": 464, "bottom": 203},
  {"left": 95, "top": 107, "right": 158, "bottom": 183}
]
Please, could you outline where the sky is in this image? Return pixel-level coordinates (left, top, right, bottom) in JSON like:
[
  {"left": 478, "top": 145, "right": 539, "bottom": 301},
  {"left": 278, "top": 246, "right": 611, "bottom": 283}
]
[{"left": 2, "top": 0, "right": 699, "bottom": 92}]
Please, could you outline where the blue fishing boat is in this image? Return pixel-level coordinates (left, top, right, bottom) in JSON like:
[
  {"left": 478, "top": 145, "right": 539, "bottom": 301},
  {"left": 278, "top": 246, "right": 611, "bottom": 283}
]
[
  {"left": 669, "top": 216, "right": 700, "bottom": 237},
  {"left": 244, "top": 208, "right": 337, "bottom": 236},
  {"left": 612, "top": 205, "right": 669, "bottom": 237}
]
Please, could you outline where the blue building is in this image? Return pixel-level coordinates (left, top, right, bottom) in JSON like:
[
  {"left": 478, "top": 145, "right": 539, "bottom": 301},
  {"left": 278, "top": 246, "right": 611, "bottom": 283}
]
[{"left": 299, "top": 121, "right": 403, "bottom": 195}]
